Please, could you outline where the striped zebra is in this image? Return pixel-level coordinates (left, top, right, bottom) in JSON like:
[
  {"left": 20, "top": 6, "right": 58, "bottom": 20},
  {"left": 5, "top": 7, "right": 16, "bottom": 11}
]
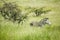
[{"left": 30, "top": 18, "right": 51, "bottom": 27}]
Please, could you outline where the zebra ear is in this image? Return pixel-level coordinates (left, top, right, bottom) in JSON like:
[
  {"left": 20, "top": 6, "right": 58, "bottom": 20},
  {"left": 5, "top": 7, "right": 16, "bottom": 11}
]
[
  {"left": 47, "top": 18, "right": 49, "bottom": 19},
  {"left": 44, "top": 18, "right": 49, "bottom": 19}
]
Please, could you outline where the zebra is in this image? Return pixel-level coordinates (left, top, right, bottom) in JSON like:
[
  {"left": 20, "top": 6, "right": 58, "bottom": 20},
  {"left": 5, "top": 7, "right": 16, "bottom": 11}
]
[{"left": 30, "top": 18, "right": 51, "bottom": 27}]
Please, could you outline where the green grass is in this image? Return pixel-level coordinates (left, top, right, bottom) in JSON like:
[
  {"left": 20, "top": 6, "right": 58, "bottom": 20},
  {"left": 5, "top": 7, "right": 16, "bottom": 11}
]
[{"left": 0, "top": 0, "right": 60, "bottom": 40}]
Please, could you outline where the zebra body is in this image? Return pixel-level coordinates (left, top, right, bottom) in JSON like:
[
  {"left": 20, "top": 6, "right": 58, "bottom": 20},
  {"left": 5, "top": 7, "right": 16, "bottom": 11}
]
[{"left": 30, "top": 18, "right": 51, "bottom": 27}]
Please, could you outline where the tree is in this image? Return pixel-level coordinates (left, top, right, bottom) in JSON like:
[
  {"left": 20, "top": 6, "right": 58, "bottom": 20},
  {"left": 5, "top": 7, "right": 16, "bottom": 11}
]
[
  {"left": 34, "top": 7, "right": 51, "bottom": 16},
  {"left": 0, "top": 0, "right": 24, "bottom": 23}
]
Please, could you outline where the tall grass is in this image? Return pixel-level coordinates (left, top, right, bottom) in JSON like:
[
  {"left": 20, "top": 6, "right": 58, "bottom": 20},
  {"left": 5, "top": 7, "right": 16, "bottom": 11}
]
[{"left": 0, "top": 0, "right": 60, "bottom": 40}]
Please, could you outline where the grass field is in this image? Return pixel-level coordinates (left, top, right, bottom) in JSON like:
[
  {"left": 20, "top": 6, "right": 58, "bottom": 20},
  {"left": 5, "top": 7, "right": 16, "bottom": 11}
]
[{"left": 0, "top": 0, "right": 60, "bottom": 40}]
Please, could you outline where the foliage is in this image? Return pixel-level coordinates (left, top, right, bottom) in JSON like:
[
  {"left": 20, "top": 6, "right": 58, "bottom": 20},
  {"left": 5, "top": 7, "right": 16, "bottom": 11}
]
[
  {"left": 0, "top": 0, "right": 28, "bottom": 24},
  {"left": 33, "top": 7, "right": 51, "bottom": 16}
]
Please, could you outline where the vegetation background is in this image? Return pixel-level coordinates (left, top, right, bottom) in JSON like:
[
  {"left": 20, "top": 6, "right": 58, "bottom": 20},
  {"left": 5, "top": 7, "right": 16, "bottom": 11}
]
[{"left": 0, "top": 0, "right": 60, "bottom": 40}]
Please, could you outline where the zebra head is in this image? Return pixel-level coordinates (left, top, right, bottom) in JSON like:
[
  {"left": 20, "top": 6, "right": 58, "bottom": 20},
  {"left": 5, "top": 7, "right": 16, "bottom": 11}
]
[
  {"left": 38, "top": 18, "right": 51, "bottom": 26},
  {"left": 43, "top": 18, "right": 51, "bottom": 25}
]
